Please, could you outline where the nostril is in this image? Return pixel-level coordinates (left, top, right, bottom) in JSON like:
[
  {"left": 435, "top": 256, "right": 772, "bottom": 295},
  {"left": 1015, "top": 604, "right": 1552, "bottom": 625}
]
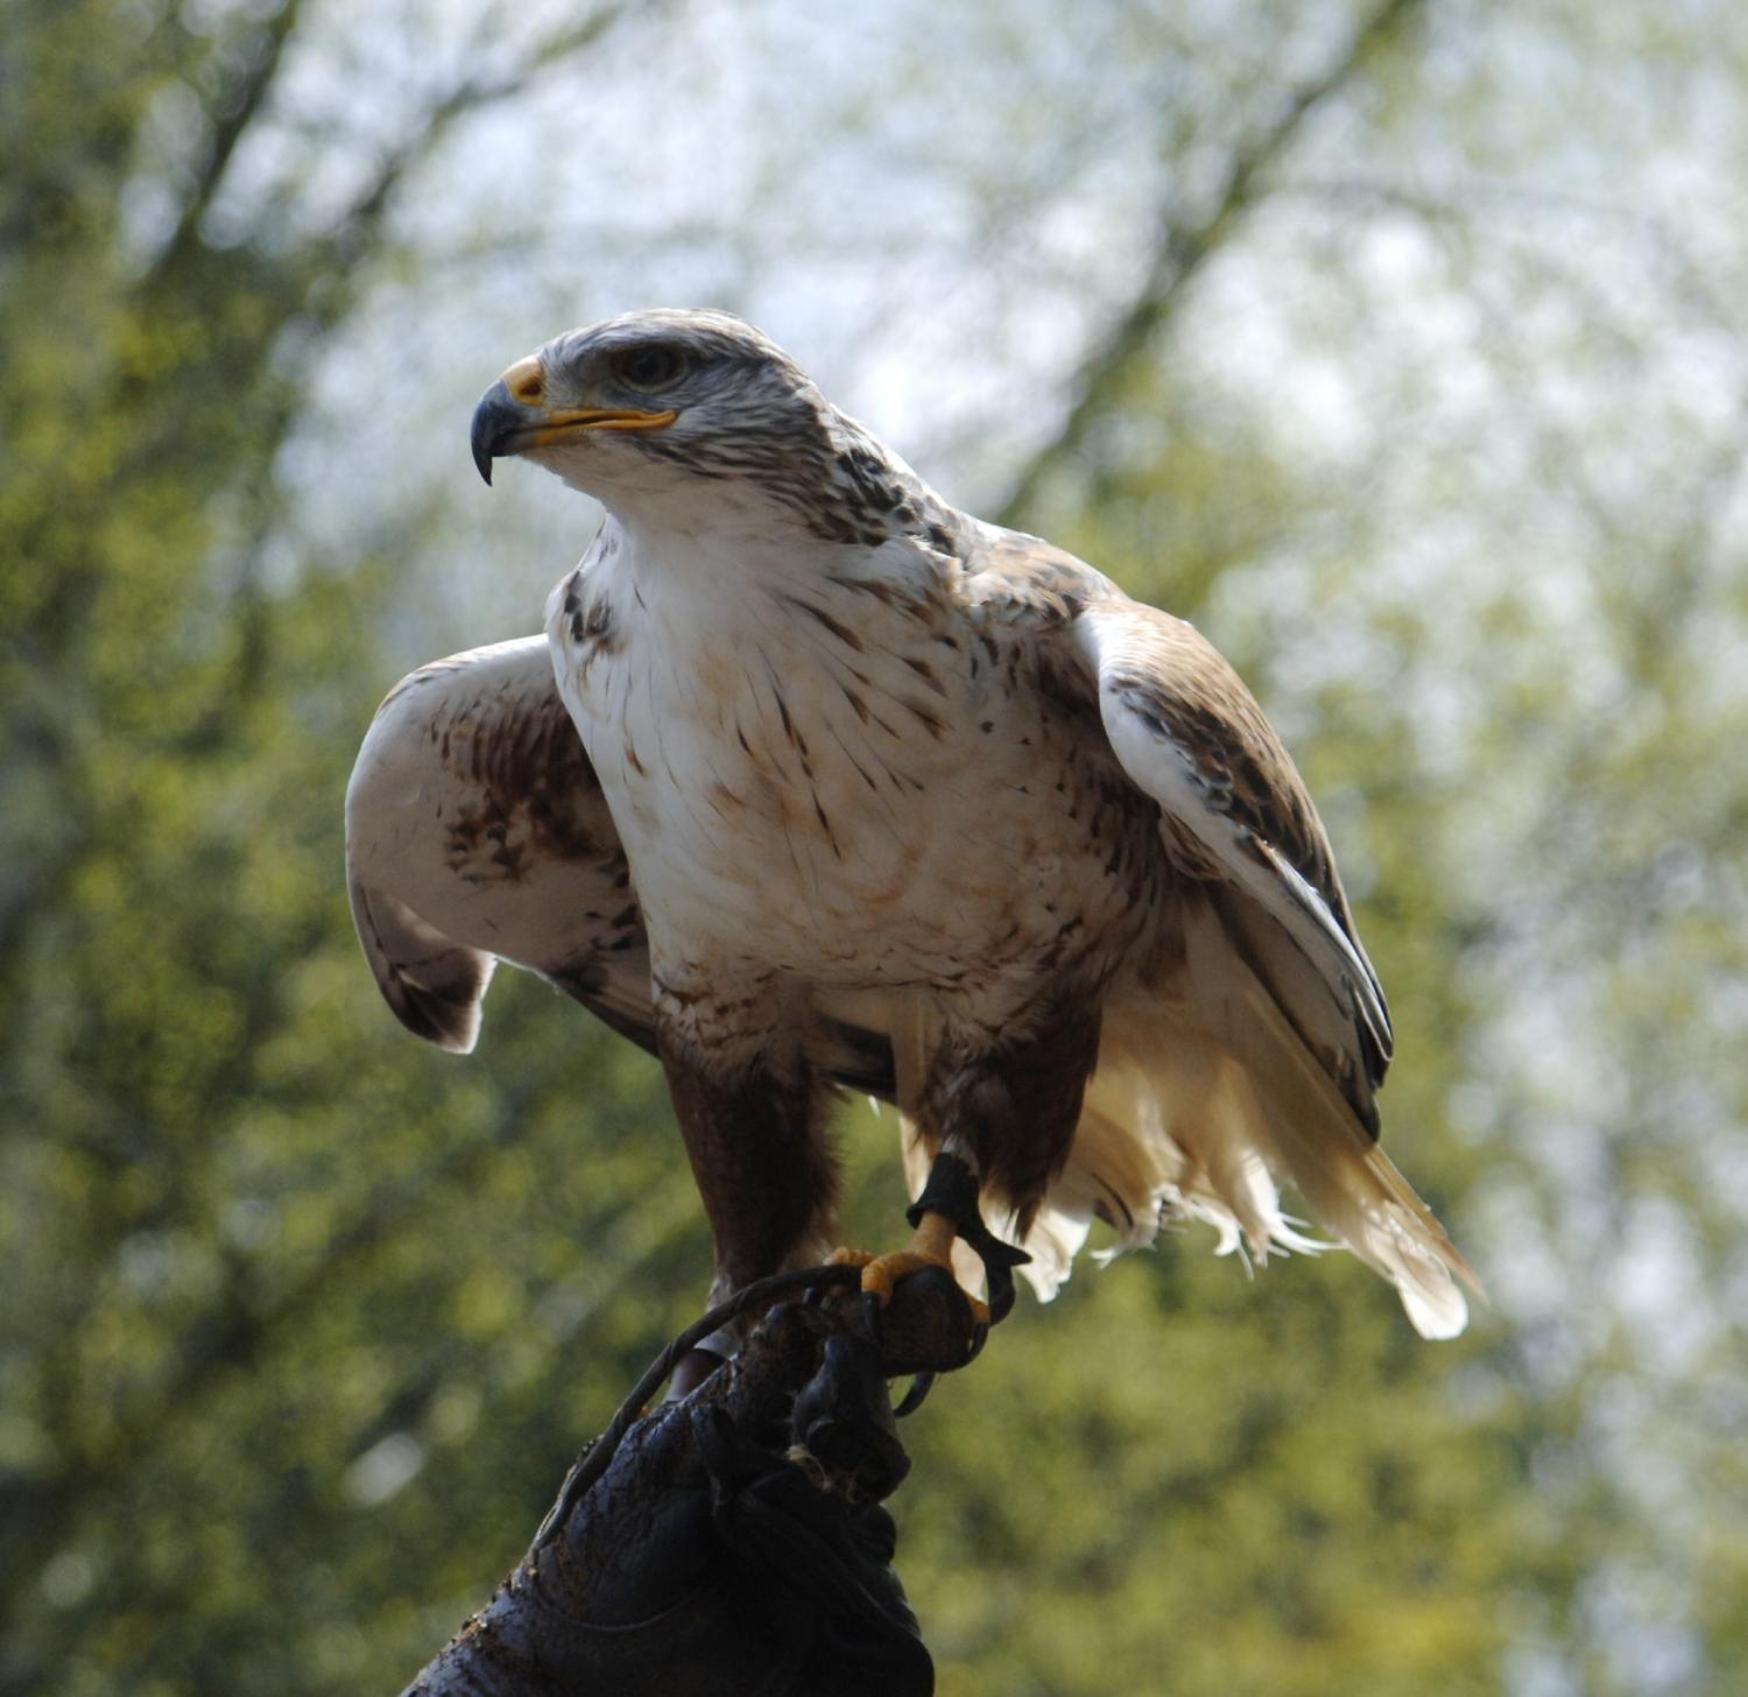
[
  {"left": 496, "top": 351, "right": 541, "bottom": 405},
  {"left": 503, "top": 355, "right": 544, "bottom": 405}
]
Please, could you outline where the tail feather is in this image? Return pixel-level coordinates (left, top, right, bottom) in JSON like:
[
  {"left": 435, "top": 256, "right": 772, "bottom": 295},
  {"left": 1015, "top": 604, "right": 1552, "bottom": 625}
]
[
  {"left": 1026, "top": 908, "right": 1478, "bottom": 1339},
  {"left": 1222, "top": 959, "right": 1479, "bottom": 1337},
  {"left": 846, "top": 910, "right": 1478, "bottom": 1338}
]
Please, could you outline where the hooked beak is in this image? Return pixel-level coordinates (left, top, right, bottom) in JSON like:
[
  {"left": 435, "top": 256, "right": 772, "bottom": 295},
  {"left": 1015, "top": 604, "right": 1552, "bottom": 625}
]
[{"left": 469, "top": 356, "right": 677, "bottom": 485}]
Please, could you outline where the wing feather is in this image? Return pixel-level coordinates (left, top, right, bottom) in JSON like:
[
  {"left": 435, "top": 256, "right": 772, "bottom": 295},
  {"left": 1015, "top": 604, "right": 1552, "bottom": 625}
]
[
  {"left": 348, "top": 876, "right": 496, "bottom": 1053},
  {"left": 345, "top": 637, "right": 895, "bottom": 1096},
  {"left": 345, "top": 637, "right": 654, "bottom": 1054},
  {"left": 963, "top": 550, "right": 1474, "bottom": 1333},
  {"left": 1074, "top": 600, "right": 1392, "bottom": 1134}
]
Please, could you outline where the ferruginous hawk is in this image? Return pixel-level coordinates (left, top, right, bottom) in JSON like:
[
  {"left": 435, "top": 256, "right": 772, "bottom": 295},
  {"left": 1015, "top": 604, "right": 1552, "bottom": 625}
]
[{"left": 346, "top": 309, "right": 1476, "bottom": 1351}]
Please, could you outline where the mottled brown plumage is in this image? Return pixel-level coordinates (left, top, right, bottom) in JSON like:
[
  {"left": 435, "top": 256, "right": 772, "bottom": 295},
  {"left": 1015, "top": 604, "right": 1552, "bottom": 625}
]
[{"left": 349, "top": 309, "right": 1477, "bottom": 1340}]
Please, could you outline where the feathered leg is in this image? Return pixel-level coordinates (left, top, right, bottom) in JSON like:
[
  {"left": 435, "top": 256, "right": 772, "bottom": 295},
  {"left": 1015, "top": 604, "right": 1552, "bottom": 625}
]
[
  {"left": 655, "top": 971, "right": 838, "bottom": 1308},
  {"left": 845, "top": 1003, "right": 1101, "bottom": 1325}
]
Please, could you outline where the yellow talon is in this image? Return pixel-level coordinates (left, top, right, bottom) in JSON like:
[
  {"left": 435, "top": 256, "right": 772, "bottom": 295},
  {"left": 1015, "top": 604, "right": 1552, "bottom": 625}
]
[{"left": 829, "top": 1213, "right": 991, "bottom": 1326}]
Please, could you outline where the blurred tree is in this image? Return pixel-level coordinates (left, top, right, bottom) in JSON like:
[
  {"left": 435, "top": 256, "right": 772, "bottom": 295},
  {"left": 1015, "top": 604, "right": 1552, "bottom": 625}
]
[{"left": 1, "top": 4, "right": 701, "bottom": 1692}]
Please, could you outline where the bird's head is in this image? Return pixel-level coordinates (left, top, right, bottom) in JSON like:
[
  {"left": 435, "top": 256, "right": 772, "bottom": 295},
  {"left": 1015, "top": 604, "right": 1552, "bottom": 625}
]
[
  {"left": 473, "top": 310, "right": 825, "bottom": 525},
  {"left": 471, "top": 308, "right": 939, "bottom": 546}
]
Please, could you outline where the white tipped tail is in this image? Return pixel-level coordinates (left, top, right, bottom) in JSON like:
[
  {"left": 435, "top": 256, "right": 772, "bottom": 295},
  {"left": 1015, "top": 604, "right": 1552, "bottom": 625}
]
[
  {"left": 855, "top": 902, "right": 1478, "bottom": 1337},
  {"left": 994, "top": 907, "right": 1480, "bottom": 1338}
]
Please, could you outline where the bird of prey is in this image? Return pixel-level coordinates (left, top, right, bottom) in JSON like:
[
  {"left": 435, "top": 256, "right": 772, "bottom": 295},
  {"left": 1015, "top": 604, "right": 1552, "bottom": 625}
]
[{"left": 346, "top": 308, "right": 1476, "bottom": 1348}]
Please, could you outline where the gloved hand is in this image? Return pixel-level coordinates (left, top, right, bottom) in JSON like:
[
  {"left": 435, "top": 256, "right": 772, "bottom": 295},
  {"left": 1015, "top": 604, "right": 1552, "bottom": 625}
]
[{"left": 401, "top": 1300, "right": 937, "bottom": 1697}]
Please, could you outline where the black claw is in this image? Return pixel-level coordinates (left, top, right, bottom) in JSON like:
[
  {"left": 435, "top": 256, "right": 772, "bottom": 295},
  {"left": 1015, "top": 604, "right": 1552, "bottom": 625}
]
[
  {"left": 976, "top": 1236, "right": 1031, "bottom": 1326},
  {"left": 965, "top": 1318, "right": 990, "bottom": 1364},
  {"left": 860, "top": 1288, "right": 885, "bottom": 1336},
  {"left": 894, "top": 1372, "right": 936, "bottom": 1418}
]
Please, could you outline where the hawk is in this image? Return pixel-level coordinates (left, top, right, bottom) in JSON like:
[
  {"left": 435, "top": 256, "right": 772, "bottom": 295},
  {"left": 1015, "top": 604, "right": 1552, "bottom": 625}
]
[{"left": 346, "top": 309, "right": 1476, "bottom": 1353}]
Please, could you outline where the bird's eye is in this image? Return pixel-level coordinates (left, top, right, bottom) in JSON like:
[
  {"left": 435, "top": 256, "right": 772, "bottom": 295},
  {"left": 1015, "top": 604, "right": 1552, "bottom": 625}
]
[{"left": 614, "top": 344, "right": 688, "bottom": 392}]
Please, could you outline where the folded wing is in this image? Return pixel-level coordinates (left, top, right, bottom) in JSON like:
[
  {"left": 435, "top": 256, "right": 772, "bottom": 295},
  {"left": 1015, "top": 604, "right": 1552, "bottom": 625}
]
[
  {"left": 1067, "top": 597, "right": 1476, "bottom": 1336},
  {"left": 1075, "top": 602, "right": 1392, "bottom": 1134}
]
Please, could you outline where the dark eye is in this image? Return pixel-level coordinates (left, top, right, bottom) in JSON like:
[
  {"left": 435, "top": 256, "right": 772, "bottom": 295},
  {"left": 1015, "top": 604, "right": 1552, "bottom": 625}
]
[{"left": 614, "top": 344, "right": 688, "bottom": 392}]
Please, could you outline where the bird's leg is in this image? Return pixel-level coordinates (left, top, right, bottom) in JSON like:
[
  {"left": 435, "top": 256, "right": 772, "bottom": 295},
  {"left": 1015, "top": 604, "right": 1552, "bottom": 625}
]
[
  {"left": 909, "top": 1146, "right": 1033, "bottom": 1325},
  {"left": 840, "top": 1002, "right": 1099, "bottom": 1330},
  {"left": 831, "top": 1211, "right": 979, "bottom": 1319},
  {"left": 832, "top": 1142, "right": 1030, "bottom": 1328},
  {"left": 655, "top": 971, "right": 839, "bottom": 1395}
]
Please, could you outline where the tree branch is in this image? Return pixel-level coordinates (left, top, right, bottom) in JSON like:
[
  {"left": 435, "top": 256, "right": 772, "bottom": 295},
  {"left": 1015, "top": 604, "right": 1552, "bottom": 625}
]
[
  {"left": 146, "top": 0, "right": 307, "bottom": 286},
  {"left": 996, "top": 0, "right": 1425, "bottom": 528}
]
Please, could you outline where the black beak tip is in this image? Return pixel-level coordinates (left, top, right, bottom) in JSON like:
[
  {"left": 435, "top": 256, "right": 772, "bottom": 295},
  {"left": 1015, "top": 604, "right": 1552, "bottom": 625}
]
[{"left": 470, "top": 379, "right": 519, "bottom": 488}]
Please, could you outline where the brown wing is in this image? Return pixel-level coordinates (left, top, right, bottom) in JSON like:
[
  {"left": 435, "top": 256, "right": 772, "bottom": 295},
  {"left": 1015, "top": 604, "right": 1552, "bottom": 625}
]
[
  {"left": 345, "top": 637, "right": 894, "bottom": 1096},
  {"left": 345, "top": 638, "right": 652, "bottom": 1052},
  {"left": 1071, "top": 596, "right": 1392, "bottom": 1134},
  {"left": 959, "top": 530, "right": 1473, "bottom": 1334},
  {"left": 963, "top": 525, "right": 1389, "bottom": 1134}
]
